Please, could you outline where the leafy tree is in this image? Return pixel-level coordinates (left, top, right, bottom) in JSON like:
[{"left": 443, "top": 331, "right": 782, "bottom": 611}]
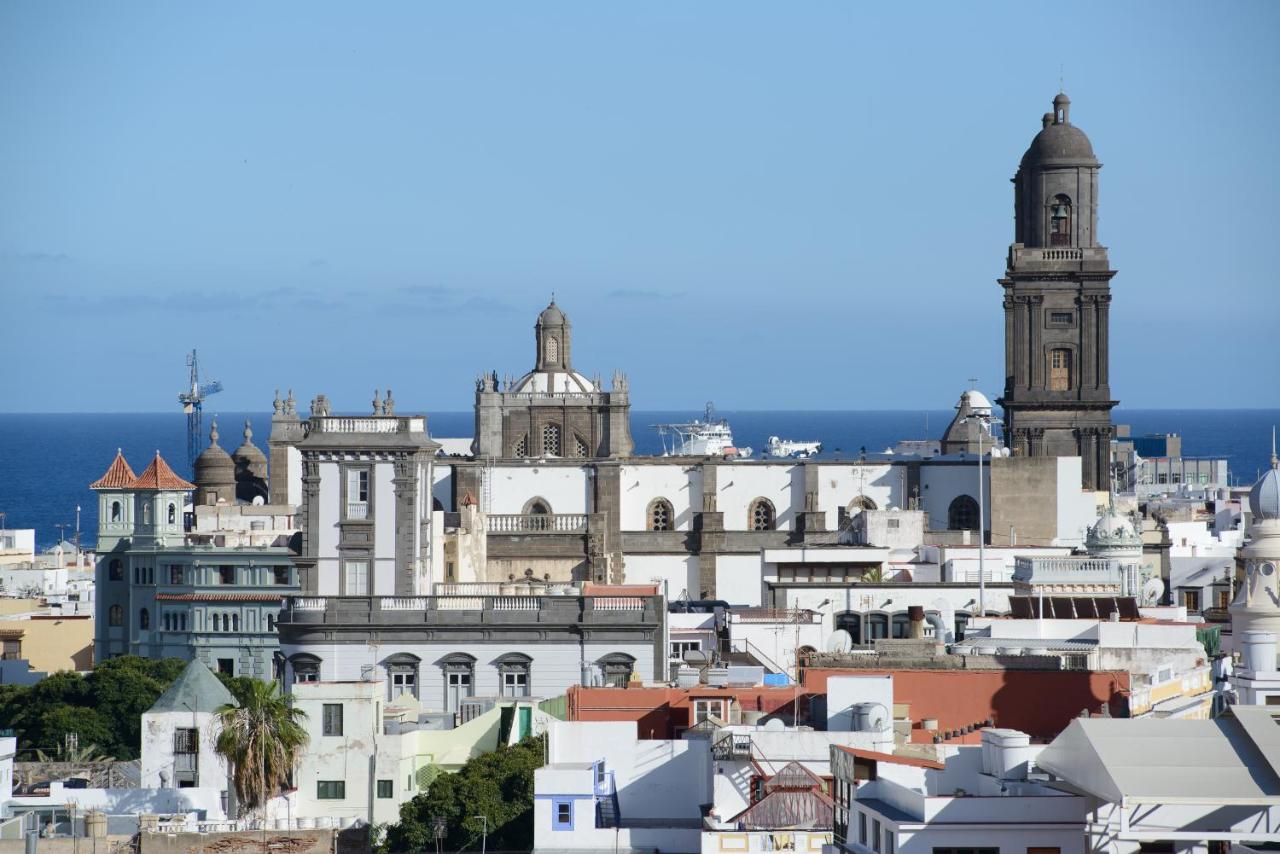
[
  {"left": 383, "top": 735, "right": 545, "bottom": 853},
  {"left": 214, "top": 679, "right": 309, "bottom": 817},
  {"left": 28, "top": 706, "right": 116, "bottom": 761}
]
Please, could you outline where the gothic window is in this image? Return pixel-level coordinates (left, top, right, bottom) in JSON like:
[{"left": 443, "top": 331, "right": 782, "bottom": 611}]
[
  {"left": 385, "top": 653, "right": 421, "bottom": 700},
  {"left": 1049, "top": 194, "right": 1072, "bottom": 246},
  {"left": 542, "top": 423, "right": 561, "bottom": 456},
  {"left": 513, "top": 435, "right": 528, "bottom": 458},
  {"left": 598, "top": 653, "right": 635, "bottom": 687},
  {"left": 497, "top": 653, "right": 532, "bottom": 697},
  {"left": 110, "top": 501, "right": 121, "bottom": 522},
  {"left": 749, "top": 498, "right": 776, "bottom": 531},
  {"left": 647, "top": 498, "right": 674, "bottom": 532},
  {"left": 948, "top": 495, "right": 980, "bottom": 531},
  {"left": 167, "top": 503, "right": 176, "bottom": 524},
  {"left": 442, "top": 654, "right": 476, "bottom": 713},
  {"left": 1048, "top": 348, "right": 1073, "bottom": 391},
  {"left": 574, "top": 435, "right": 589, "bottom": 458},
  {"left": 108, "top": 605, "right": 123, "bottom": 627},
  {"left": 848, "top": 495, "right": 877, "bottom": 514},
  {"left": 109, "top": 559, "right": 123, "bottom": 581},
  {"left": 139, "top": 608, "right": 150, "bottom": 630},
  {"left": 546, "top": 336, "right": 560, "bottom": 363}
]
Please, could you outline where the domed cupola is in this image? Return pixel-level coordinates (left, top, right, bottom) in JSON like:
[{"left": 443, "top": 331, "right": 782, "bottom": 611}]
[
  {"left": 513, "top": 298, "right": 597, "bottom": 394},
  {"left": 1230, "top": 432, "right": 1280, "bottom": 650},
  {"left": 193, "top": 420, "right": 236, "bottom": 506},
  {"left": 1012, "top": 92, "right": 1102, "bottom": 251},
  {"left": 1085, "top": 499, "right": 1143, "bottom": 559},
  {"left": 232, "top": 420, "right": 268, "bottom": 503},
  {"left": 1250, "top": 433, "right": 1280, "bottom": 522},
  {"left": 1019, "top": 93, "right": 1098, "bottom": 169},
  {"left": 940, "top": 387, "right": 1000, "bottom": 455}
]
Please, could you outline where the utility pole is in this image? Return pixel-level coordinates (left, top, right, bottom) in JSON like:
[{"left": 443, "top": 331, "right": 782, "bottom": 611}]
[{"left": 473, "top": 815, "right": 487, "bottom": 854}]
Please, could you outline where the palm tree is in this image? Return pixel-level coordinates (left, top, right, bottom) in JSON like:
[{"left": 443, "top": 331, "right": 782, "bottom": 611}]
[{"left": 214, "top": 680, "right": 308, "bottom": 819}]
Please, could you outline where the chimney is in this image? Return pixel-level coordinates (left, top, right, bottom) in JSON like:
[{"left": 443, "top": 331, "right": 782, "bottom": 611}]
[{"left": 908, "top": 606, "right": 926, "bottom": 639}]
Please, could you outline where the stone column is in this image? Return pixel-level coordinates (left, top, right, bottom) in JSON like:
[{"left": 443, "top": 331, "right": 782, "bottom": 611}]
[
  {"left": 1097, "top": 294, "right": 1111, "bottom": 387},
  {"left": 299, "top": 458, "right": 321, "bottom": 593},
  {"left": 1028, "top": 296, "right": 1044, "bottom": 389},
  {"left": 392, "top": 455, "right": 418, "bottom": 595},
  {"left": 1015, "top": 296, "right": 1030, "bottom": 390},
  {"left": 1081, "top": 294, "right": 1097, "bottom": 390},
  {"left": 1003, "top": 295, "right": 1016, "bottom": 389},
  {"left": 593, "top": 463, "right": 623, "bottom": 582}
]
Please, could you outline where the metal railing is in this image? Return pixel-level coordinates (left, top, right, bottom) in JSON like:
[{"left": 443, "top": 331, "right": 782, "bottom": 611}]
[{"left": 487, "top": 513, "right": 587, "bottom": 533}]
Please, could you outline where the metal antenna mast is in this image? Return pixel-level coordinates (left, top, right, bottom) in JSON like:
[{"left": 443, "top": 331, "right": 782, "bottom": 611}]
[{"left": 178, "top": 350, "right": 224, "bottom": 472}]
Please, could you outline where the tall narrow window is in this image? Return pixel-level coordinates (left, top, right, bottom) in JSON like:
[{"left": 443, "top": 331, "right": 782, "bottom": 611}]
[
  {"left": 1048, "top": 348, "right": 1073, "bottom": 391},
  {"left": 542, "top": 424, "right": 561, "bottom": 456},
  {"left": 346, "top": 469, "right": 370, "bottom": 519},
  {"left": 322, "top": 703, "right": 344, "bottom": 736},
  {"left": 1049, "top": 194, "right": 1072, "bottom": 246},
  {"left": 497, "top": 653, "right": 532, "bottom": 697},
  {"left": 139, "top": 608, "right": 150, "bottom": 630},
  {"left": 109, "top": 559, "right": 123, "bottom": 581},
  {"left": 442, "top": 654, "right": 476, "bottom": 713},
  {"left": 513, "top": 435, "right": 528, "bottom": 458},
  {"left": 108, "top": 605, "right": 123, "bottom": 627},
  {"left": 167, "top": 503, "right": 176, "bottom": 524},
  {"left": 749, "top": 498, "right": 775, "bottom": 531},
  {"left": 344, "top": 560, "right": 369, "bottom": 596},
  {"left": 546, "top": 336, "right": 560, "bottom": 362},
  {"left": 110, "top": 501, "right": 122, "bottom": 522}
]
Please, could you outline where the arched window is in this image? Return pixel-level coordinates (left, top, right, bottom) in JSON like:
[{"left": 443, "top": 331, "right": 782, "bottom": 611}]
[
  {"left": 749, "top": 498, "right": 775, "bottom": 531},
  {"left": 647, "top": 498, "right": 674, "bottom": 532},
  {"left": 1048, "top": 348, "right": 1073, "bottom": 391},
  {"left": 865, "top": 613, "right": 889, "bottom": 640},
  {"left": 1049, "top": 194, "right": 1072, "bottom": 246},
  {"left": 891, "top": 612, "right": 911, "bottom": 639},
  {"left": 232, "top": 613, "right": 240, "bottom": 632},
  {"left": 441, "top": 653, "right": 476, "bottom": 713},
  {"left": 290, "top": 654, "right": 321, "bottom": 684},
  {"left": 496, "top": 653, "right": 532, "bottom": 697},
  {"left": 385, "top": 653, "right": 421, "bottom": 700},
  {"left": 110, "top": 501, "right": 121, "bottom": 522},
  {"left": 142, "top": 502, "right": 151, "bottom": 524},
  {"left": 167, "top": 503, "right": 176, "bottom": 524},
  {"left": 542, "top": 423, "right": 561, "bottom": 456},
  {"left": 835, "top": 612, "right": 862, "bottom": 645},
  {"left": 523, "top": 497, "right": 552, "bottom": 516},
  {"left": 848, "top": 495, "right": 877, "bottom": 514},
  {"left": 513, "top": 435, "right": 528, "bottom": 458},
  {"left": 139, "top": 608, "right": 150, "bottom": 630},
  {"left": 546, "top": 336, "right": 560, "bottom": 362},
  {"left": 598, "top": 653, "right": 635, "bottom": 688},
  {"left": 266, "top": 613, "right": 275, "bottom": 632},
  {"left": 573, "top": 435, "right": 590, "bottom": 458},
  {"left": 948, "top": 495, "right": 980, "bottom": 531},
  {"left": 212, "top": 614, "right": 221, "bottom": 632},
  {"left": 108, "top": 559, "right": 123, "bottom": 581},
  {"left": 108, "top": 605, "right": 123, "bottom": 627}
]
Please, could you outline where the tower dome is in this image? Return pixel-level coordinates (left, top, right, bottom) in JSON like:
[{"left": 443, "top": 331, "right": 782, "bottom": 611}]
[
  {"left": 193, "top": 421, "right": 236, "bottom": 506},
  {"left": 1020, "top": 92, "right": 1097, "bottom": 167},
  {"left": 232, "top": 420, "right": 268, "bottom": 502},
  {"left": 1250, "top": 432, "right": 1280, "bottom": 521},
  {"left": 1230, "top": 435, "right": 1280, "bottom": 652},
  {"left": 538, "top": 300, "right": 566, "bottom": 327},
  {"left": 1085, "top": 504, "right": 1142, "bottom": 557}
]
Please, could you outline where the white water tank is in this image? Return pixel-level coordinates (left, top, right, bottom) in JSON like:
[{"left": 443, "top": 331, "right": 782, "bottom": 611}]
[
  {"left": 1241, "top": 630, "right": 1277, "bottom": 674},
  {"left": 986, "top": 728, "right": 1034, "bottom": 780},
  {"left": 852, "top": 702, "right": 889, "bottom": 733}
]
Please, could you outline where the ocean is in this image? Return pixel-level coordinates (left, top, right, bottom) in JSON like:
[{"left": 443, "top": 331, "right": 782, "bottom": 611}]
[{"left": 0, "top": 409, "right": 1275, "bottom": 550}]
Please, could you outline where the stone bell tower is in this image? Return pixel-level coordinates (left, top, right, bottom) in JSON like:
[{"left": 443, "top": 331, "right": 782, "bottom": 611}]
[{"left": 997, "top": 93, "right": 1117, "bottom": 492}]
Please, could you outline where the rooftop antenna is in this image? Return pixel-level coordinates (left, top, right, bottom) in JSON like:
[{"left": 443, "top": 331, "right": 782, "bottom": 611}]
[
  {"left": 1272, "top": 426, "right": 1278, "bottom": 469},
  {"left": 178, "top": 350, "right": 224, "bottom": 473},
  {"left": 1059, "top": 65, "right": 1065, "bottom": 93}
]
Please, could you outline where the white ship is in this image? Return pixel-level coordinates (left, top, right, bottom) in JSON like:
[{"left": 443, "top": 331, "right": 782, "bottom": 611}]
[
  {"left": 654, "top": 403, "right": 752, "bottom": 458},
  {"left": 764, "top": 436, "right": 823, "bottom": 459}
]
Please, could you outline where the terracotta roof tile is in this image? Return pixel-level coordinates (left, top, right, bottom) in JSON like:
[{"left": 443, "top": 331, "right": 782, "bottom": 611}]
[
  {"left": 90, "top": 450, "right": 139, "bottom": 490},
  {"left": 131, "top": 452, "right": 195, "bottom": 491}
]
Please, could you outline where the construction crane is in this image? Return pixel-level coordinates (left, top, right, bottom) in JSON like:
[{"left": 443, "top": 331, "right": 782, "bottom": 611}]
[{"left": 178, "top": 349, "right": 224, "bottom": 471}]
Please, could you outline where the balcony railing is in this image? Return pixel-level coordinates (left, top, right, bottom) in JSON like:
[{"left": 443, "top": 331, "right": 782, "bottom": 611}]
[
  {"left": 346, "top": 502, "right": 369, "bottom": 520},
  {"left": 487, "top": 513, "right": 587, "bottom": 533},
  {"left": 282, "top": 594, "right": 660, "bottom": 625},
  {"left": 308, "top": 416, "right": 427, "bottom": 434}
]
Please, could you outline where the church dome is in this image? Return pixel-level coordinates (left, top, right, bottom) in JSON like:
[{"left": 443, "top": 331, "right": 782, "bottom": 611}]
[
  {"left": 232, "top": 420, "right": 267, "bottom": 469},
  {"left": 959, "top": 389, "right": 993, "bottom": 415},
  {"left": 512, "top": 370, "right": 596, "bottom": 394},
  {"left": 193, "top": 421, "right": 236, "bottom": 504},
  {"left": 1251, "top": 458, "right": 1280, "bottom": 521},
  {"left": 538, "top": 300, "right": 566, "bottom": 327},
  {"left": 1020, "top": 93, "right": 1097, "bottom": 167},
  {"left": 1086, "top": 506, "right": 1142, "bottom": 554}
]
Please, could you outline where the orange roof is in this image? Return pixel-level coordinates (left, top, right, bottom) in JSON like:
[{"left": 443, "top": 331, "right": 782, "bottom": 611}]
[
  {"left": 582, "top": 583, "right": 660, "bottom": 596},
  {"left": 835, "top": 746, "right": 945, "bottom": 770},
  {"left": 130, "top": 452, "right": 195, "bottom": 491},
  {"left": 90, "top": 449, "right": 138, "bottom": 490}
]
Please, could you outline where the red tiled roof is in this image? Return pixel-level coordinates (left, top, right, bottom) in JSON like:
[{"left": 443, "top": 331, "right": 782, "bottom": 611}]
[
  {"left": 90, "top": 450, "right": 138, "bottom": 490},
  {"left": 130, "top": 452, "right": 195, "bottom": 491},
  {"left": 835, "top": 746, "right": 946, "bottom": 770},
  {"left": 155, "top": 593, "right": 285, "bottom": 602}
]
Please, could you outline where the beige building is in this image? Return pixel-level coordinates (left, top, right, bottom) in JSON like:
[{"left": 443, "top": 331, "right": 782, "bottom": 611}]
[{"left": 0, "top": 614, "right": 93, "bottom": 674}]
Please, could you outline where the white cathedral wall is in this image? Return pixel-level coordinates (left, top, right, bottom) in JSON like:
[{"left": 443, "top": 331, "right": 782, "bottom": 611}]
[
  {"left": 717, "top": 464, "right": 798, "bottom": 531},
  {"left": 919, "top": 463, "right": 988, "bottom": 533},
  {"left": 488, "top": 465, "right": 590, "bottom": 515},
  {"left": 1054, "top": 457, "right": 1094, "bottom": 547},
  {"left": 623, "top": 554, "right": 699, "bottom": 600},
  {"left": 432, "top": 464, "right": 454, "bottom": 511},
  {"left": 715, "top": 554, "right": 766, "bottom": 607},
  {"left": 619, "top": 464, "right": 701, "bottom": 531},
  {"left": 815, "top": 464, "right": 901, "bottom": 528}
]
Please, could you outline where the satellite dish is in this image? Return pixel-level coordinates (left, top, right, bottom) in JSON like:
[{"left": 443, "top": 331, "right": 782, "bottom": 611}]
[
  {"left": 1141, "top": 577, "right": 1165, "bottom": 606},
  {"left": 826, "top": 630, "right": 853, "bottom": 653}
]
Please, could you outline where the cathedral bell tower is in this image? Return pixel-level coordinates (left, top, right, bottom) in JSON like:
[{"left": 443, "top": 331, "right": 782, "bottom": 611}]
[{"left": 997, "top": 93, "right": 1117, "bottom": 492}]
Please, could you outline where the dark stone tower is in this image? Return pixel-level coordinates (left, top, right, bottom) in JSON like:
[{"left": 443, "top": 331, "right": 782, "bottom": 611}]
[{"left": 998, "top": 93, "right": 1117, "bottom": 492}]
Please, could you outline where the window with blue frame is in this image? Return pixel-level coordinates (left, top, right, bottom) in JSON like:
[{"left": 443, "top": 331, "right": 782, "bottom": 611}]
[{"left": 552, "top": 799, "right": 573, "bottom": 831}]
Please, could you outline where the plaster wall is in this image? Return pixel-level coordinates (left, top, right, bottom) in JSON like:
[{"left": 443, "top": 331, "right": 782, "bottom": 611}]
[
  {"left": 623, "top": 554, "right": 699, "bottom": 600},
  {"left": 486, "top": 466, "right": 589, "bottom": 515},
  {"left": 918, "top": 464, "right": 987, "bottom": 534},
  {"left": 717, "top": 465, "right": 798, "bottom": 532},
  {"left": 815, "top": 464, "right": 901, "bottom": 530},
  {"left": 619, "top": 464, "right": 700, "bottom": 531}
]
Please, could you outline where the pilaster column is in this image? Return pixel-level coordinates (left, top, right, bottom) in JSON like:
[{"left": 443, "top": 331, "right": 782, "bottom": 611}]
[
  {"left": 1028, "top": 295, "right": 1044, "bottom": 389},
  {"left": 1015, "top": 296, "right": 1030, "bottom": 391},
  {"left": 1097, "top": 294, "right": 1111, "bottom": 387},
  {"left": 1003, "top": 295, "right": 1016, "bottom": 389},
  {"left": 299, "top": 458, "right": 320, "bottom": 594},
  {"left": 1081, "top": 294, "right": 1098, "bottom": 390}
]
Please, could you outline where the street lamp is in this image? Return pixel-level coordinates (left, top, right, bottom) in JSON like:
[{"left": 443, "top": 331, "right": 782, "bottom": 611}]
[{"left": 473, "top": 815, "right": 488, "bottom": 854}]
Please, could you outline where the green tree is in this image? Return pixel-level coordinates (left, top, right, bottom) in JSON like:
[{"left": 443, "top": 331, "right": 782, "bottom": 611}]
[
  {"left": 28, "top": 706, "right": 116, "bottom": 761},
  {"left": 84, "top": 656, "right": 187, "bottom": 758},
  {"left": 383, "top": 735, "right": 545, "bottom": 853},
  {"left": 214, "top": 679, "right": 309, "bottom": 817}
]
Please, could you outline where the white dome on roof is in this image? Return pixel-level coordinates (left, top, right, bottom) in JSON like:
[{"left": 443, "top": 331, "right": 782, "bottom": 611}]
[
  {"left": 512, "top": 370, "right": 596, "bottom": 394},
  {"left": 960, "top": 389, "right": 993, "bottom": 414},
  {"left": 1086, "top": 506, "right": 1142, "bottom": 556}
]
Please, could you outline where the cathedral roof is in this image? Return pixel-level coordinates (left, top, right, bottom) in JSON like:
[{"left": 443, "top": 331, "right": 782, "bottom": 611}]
[
  {"left": 1021, "top": 92, "right": 1097, "bottom": 167},
  {"left": 148, "top": 659, "right": 236, "bottom": 714},
  {"left": 194, "top": 421, "right": 236, "bottom": 487},
  {"left": 1250, "top": 432, "right": 1280, "bottom": 522},
  {"left": 132, "top": 452, "right": 196, "bottom": 491},
  {"left": 512, "top": 370, "right": 596, "bottom": 394},
  {"left": 90, "top": 449, "right": 138, "bottom": 490},
  {"left": 537, "top": 299, "right": 567, "bottom": 327},
  {"left": 232, "top": 420, "right": 267, "bottom": 465}
]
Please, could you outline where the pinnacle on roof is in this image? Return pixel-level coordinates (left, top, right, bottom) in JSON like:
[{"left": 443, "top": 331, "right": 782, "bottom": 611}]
[
  {"left": 90, "top": 449, "right": 138, "bottom": 490},
  {"left": 131, "top": 451, "right": 196, "bottom": 491},
  {"left": 148, "top": 659, "right": 237, "bottom": 714}
]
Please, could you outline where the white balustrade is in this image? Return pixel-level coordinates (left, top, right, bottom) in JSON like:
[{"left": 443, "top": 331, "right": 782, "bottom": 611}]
[
  {"left": 433, "top": 582, "right": 504, "bottom": 596},
  {"left": 380, "top": 597, "right": 427, "bottom": 611},
  {"left": 292, "top": 598, "right": 328, "bottom": 611},
  {"left": 487, "top": 513, "right": 587, "bottom": 533},
  {"left": 492, "top": 596, "right": 541, "bottom": 611},
  {"left": 595, "top": 597, "right": 644, "bottom": 611},
  {"left": 436, "top": 597, "right": 484, "bottom": 611}
]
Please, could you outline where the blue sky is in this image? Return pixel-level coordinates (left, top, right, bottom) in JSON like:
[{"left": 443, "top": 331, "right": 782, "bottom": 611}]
[{"left": 2, "top": 2, "right": 1277, "bottom": 413}]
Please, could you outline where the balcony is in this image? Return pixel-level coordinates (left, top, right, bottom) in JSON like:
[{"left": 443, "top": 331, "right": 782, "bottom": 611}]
[
  {"left": 487, "top": 513, "right": 587, "bottom": 533},
  {"left": 308, "top": 415, "right": 427, "bottom": 435},
  {"left": 1007, "top": 243, "right": 1110, "bottom": 273},
  {"left": 279, "top": 593, "right": 660, "bottom": 628},
  {"left": 345, "top": 502, "right": 369, "bottom": 520}
]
